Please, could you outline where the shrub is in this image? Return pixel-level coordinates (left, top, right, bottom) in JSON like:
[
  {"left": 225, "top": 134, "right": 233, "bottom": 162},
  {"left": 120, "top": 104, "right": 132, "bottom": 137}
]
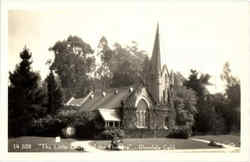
[
  {"left": 101, "top": 128, "right": 125, "bottom": 140},
  {"left": 167, "top": 125, "right": 192, "bottom": 139},
  {"left": 61, "top": 126, "right": 76, "bottom": 138},
  {"left": 31, "top": 107, "right": 104, "bottom": 138},
  {"left": 31, "top": 115, "right": 62, "bottom": 136}
]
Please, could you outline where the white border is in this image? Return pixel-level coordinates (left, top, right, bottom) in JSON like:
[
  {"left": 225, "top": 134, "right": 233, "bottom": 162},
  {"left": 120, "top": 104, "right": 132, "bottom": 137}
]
[{"left": 1, "top": 0, "right": 249, "bottom": 161}]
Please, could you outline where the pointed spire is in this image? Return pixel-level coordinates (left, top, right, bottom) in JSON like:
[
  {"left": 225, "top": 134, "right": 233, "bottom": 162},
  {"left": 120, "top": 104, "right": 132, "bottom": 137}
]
[{"left": 151, "top": 22, "right": 161, "bottom": 74}]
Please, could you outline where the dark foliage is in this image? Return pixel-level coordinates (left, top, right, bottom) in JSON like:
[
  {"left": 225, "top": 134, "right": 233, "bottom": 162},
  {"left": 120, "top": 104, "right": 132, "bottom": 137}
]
[
  {"left": 8, "top": 47, "right": 47, "bottom": 137},
  {"left": 49, "top": 36, "right": 95, "bottom": 101},
  {"left": 45, "top": 69, "right": 63, "bottom": 115},
  {"left": 31, "top": 107, "right": 104, "bottom": 138},
  {"left": 100, "top": 128, "right": 125, "bottom": 140},
  {"left": 167, "top": 125, "right": 192, "bottom": 139}
]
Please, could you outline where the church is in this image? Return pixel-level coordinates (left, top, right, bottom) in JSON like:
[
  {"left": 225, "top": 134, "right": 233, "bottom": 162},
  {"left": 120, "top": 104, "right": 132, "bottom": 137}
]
[{"left": 66, "top": 24, "right": 176, "bottom": 137}]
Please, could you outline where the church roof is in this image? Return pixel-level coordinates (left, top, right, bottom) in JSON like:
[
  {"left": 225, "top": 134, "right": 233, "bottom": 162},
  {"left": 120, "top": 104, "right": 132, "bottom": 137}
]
[
  {"left": 98, "top": 109, "right": 121, "bottom": 121},
  {"left": 78, "top": 87, "right": 133, "bottom": 112},
  {"left": 151, "top": 23, "right": 161, "bottom": 74}
]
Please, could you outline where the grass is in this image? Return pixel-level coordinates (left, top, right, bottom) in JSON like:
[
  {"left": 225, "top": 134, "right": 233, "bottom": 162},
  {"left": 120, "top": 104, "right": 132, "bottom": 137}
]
[
  {"left": 8, "top": 136, "right": 78, "bottom": 152},
  {"left": 90, "top": 138, "right": 217, "bottom": 150},
  {"left": 193, "top": 134, "right": 240, "bottom": 147},
  {"left": 8, "top": 134, "right": 240, "bottom": 152}
]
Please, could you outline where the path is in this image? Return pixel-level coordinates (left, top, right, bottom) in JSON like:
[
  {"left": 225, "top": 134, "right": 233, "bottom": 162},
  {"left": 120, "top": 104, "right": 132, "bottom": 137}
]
[
  {"left": 71, "top": 141, "right": 105, "bottom": 152},
  {"left": 70, "top": 138, "right": 240, "bottom": 153},
  {"left": 191, "top": 138, "right": 240, "bottom": 152}
]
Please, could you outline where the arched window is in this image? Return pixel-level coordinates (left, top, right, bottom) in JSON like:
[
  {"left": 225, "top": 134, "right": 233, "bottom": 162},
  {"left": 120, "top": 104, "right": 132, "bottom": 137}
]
[{"left": 136, "top": 99, "right": 148, "bottom": 128}]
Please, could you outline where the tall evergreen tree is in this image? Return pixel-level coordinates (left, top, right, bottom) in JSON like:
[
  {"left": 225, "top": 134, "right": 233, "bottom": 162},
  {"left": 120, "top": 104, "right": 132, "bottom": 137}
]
[
  {"left": 8, "top": 47, "right": 46, "bottom": 136},
  {"left": 46, "top": 69, "right": 63, "bottom": 115}
]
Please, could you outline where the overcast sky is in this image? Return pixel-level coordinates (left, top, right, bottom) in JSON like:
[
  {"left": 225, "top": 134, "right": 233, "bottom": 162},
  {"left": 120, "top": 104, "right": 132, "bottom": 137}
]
[{"left": 8, "top": 1, "right": 248, "bottom": 93}]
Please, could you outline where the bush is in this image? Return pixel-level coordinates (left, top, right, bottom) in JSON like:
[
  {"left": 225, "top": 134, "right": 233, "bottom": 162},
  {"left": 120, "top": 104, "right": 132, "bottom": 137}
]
[
  {"left": 167, "top": 125, "right": 192, "bottom": 139},
  {"left": 61, "top": 126, "right": 76, "bottom": 138},
  {"left": 31, "top": 115, "right": 63, "bottom": 136},
  {"left": 101, "top": 128, "right": 125, "bottom": 140},
  {"left": 31, "top": 107, "right": 104, "bottom": 138}
]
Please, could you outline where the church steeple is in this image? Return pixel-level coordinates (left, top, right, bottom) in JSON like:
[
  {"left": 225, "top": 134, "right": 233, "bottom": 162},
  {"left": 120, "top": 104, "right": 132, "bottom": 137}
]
[
  {"left": 151, "top": 23, "right": 161, "bottom": 75},
  {"left": 147, "top": 23, "right": 171, "bottom": 106},
  {"left": 148, "top": 23, "right": 163, "bottom": 104}
]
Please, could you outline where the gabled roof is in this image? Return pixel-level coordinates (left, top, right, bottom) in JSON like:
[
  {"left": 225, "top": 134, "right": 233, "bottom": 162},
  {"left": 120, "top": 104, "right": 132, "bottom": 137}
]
[
  {"left": 98, "top": 109, "right": 121, "bottom": 121},
  {"left": 78, "top": 87, "right": 133, "bottom": 112}
]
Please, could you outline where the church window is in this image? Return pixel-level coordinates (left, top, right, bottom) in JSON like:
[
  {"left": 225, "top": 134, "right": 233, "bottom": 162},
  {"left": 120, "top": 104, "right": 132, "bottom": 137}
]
[{"left": 136, "top": 99, "right": 148, "bottom": 128}]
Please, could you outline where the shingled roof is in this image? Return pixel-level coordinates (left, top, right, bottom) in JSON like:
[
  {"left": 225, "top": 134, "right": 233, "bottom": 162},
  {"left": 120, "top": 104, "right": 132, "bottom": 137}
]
[
  {"left": 78, "top": 87, "right": 133, "bottom": 112},
  {"left": 98, "top": 109, "right": 121, "bottom": 122}
]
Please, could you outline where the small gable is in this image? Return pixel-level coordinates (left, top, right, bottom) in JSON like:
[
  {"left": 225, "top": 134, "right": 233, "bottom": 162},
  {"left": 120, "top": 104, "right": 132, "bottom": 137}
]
[{"left": 124, "top": 85, "right": 154, "bottom": 109}]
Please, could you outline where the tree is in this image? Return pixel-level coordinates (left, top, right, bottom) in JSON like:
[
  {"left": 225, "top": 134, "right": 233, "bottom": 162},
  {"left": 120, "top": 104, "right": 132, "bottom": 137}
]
[
  {"left": 221, "top": 62, "right": 240, "bottom": 109},
  {"left": 8, "top": 47, "right": 46, "bottom": 136},
  {"left": 172, "top": 72, "right": 197, "bottom": 128},
  {"left": 184, "top": 70, "right": 214, "bottom": 133},
  {"left": 184, "top": 70, "right": 211, "bottom": 101},
  {"left": 109, "top": 42, "right": 148, "bottom": 87},
  {"left": 49, "top": 36, "right": 95, "bottom": 101},
  {"left": 93, "top": 36, "right": 114, "bottom": 90},
  {"left": 45, "top": 69, "right": 63, "bottom": 115},
  {"left": 220, "top": 62, "right": 240, "bottom": 132}
]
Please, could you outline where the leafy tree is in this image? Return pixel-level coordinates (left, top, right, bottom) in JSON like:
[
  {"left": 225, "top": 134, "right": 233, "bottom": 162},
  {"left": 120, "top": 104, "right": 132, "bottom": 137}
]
[
  {"left": 93, "top": 36, "right": 114, "bottom": 90},
  {"left": 45, "top": 69, "right": 63, "bottom": 115},
  {"left": 109, "top": 42, "right": 148, "bottom": 87},
  {"left": 205, "top": 93, "right": 227, "bottom": 134},
  {"left": 220, "top": 62, "right": 240, "bottom": 132},
  {"left": 221, "top": 62, "right": 240, "bottom": 109},
  {"left": 8, "top": 47, "right": 46, "bottom": 136},
  {"left": 184, "top": 70, "right": 214, "bottom": 133},
  {"left": 49, "top": 36, "right": 95, "bottom": 101},
  {"left": 184, "top": 70, "right": 211, "bottom": 101},
  {"left": 171, "top": 72, "right": 197, "bottom": 130},
  {"left": 141, "top": 55, "right": 151, "bottom": 85}
]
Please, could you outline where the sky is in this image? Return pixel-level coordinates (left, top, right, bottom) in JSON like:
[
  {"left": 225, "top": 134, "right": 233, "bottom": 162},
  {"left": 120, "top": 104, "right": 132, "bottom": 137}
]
[{"left": 8, "top": 1, "right": 248, "bottom": 93}]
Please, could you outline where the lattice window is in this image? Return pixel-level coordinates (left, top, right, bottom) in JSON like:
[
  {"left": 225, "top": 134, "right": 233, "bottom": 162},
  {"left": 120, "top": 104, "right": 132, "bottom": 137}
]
[{"left": 136, "top": 99, "right": 148, "bottom": 128}]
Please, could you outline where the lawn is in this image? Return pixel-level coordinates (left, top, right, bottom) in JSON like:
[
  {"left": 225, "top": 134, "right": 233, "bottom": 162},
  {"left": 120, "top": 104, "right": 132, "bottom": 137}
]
[
  {"left": 8, "top": 136, "right": 78, "bottom": 152},
  {"left": 193, "top": 134, "right": 240, "bottom": 147},
  {"left": 90, "top": 138, "right": 217, "bottom": 151},
  {"left": 9, "top": 134, "right": 240, "bottom": 152}
]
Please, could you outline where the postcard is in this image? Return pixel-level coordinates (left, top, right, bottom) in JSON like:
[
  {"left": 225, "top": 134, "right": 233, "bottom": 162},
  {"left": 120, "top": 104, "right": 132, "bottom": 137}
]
[{"left": 0, "top": 0, "right": 249, "bottom": 161}]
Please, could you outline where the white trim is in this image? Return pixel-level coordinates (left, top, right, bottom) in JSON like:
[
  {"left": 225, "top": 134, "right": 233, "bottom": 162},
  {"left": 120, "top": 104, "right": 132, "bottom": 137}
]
[
  {"left": 65, "top": 97, "right": 75, "bottom": 105},
  {"left": 135, "top": 96, "right": 150, "bottom": 108}
]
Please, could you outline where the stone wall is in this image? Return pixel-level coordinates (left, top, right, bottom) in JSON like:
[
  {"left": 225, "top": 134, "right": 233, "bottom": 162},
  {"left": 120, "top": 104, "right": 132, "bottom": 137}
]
[
  {"left": 122, "top": 107, "right": 172, "bottom": 129},
  {"left": 124, "top": 129, "right": 170, "bottom": 138},
  {"left": 122, "top": 108, "right": 137, "bottom": 129}
]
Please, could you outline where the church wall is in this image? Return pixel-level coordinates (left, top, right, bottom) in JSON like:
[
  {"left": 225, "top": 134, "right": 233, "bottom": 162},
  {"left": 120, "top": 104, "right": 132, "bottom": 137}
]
[
  {"left": 148, "top": 109, "right": 168, "bottom": 129},
  {"left": 122, "top": 108, "right": 137, "bottom": 129},
  {"left": 124, "top": 129, "right": 170, "bottom": 138},
  {"left": 122, "top": 107, "right": 173, "bottom": 138}
]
